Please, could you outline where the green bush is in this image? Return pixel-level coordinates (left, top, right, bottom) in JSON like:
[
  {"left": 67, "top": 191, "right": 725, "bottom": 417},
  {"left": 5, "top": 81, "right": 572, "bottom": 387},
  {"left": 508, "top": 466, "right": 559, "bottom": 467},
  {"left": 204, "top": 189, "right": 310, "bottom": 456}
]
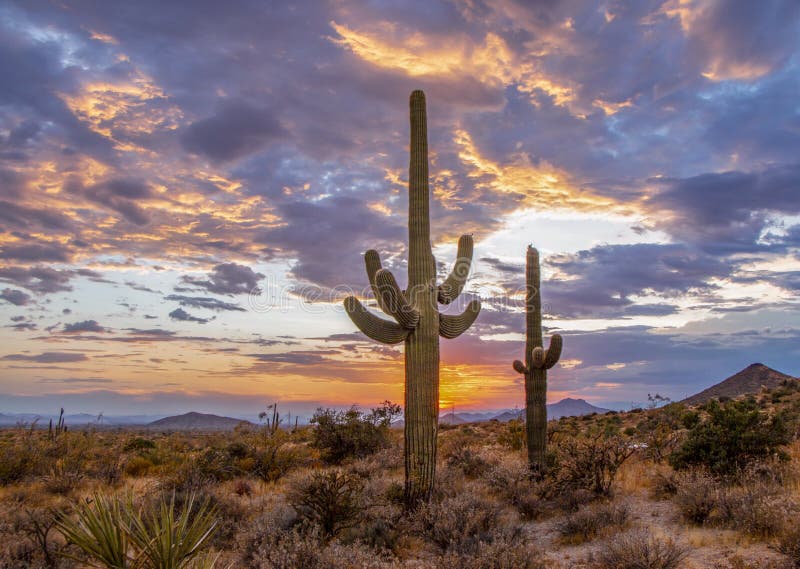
[
  {"left": 310, "top": 401, "right": 400, "bottom": 464},
  {"left": 670, "top": 399, "right": 791, "bottom": 476}
]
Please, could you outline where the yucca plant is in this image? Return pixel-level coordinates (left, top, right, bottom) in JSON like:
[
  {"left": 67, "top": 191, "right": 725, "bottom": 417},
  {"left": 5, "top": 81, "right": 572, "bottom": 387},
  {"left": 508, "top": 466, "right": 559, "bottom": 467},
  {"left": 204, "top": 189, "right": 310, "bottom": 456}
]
[
  {"left": 57, "top": 492, "right": 219, "bottom": 569},
  {"left": 126, "top": 493, "right": 218, "bottom": 569},
  {"left": 56, "top": 493, "right": 130, "bottom": 568}
]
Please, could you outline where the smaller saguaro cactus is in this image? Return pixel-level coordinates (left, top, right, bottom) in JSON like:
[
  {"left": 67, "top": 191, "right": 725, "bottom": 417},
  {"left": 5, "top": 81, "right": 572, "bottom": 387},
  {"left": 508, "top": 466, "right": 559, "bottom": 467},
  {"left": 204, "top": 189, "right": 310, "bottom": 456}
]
[{"left": 513, "top": 246, "right": 562, "bottom": 475}]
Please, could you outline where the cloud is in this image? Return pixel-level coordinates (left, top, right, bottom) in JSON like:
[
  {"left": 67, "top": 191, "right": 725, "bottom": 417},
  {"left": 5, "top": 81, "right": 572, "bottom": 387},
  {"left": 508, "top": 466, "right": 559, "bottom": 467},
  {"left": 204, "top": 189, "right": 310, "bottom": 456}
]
[
  {"left": 0, "top": 288, "right": 32, "bottom": 306},
  {"left": 649, "top": 163, "right": 800, "bottom": 253},
  {"left": 180, "top": 263, "right": 264, "bottom": 295},
  {"left": 247, "top": 352, "right": 331, "bottom": 365},
  {"left": 168, "top": 307, "right": 211, "bottom": 324},
  {"left": 63, "top": 320, "right": 106, "bottom": 333},
  {"left": 0, "top": 241, "right": 72, "bottom": 262},
  {"left": 0, "top": 266, "right": 76, "bottom": 294},
  {"left": 180, "top": 100, "right": 285, "bottom": 162},
  {"left": 2, "top": 351, "right": 88, "bottom": 363},
  {"left": 165, "top": 294, "right": 246, "bottom": 312}
]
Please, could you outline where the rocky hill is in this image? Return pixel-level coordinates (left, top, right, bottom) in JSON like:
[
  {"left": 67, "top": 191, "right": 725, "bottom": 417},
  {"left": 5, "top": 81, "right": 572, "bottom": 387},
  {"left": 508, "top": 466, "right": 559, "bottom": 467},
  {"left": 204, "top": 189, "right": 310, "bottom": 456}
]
[
  {"left": 682, "top": 363, "right": 797, "bottom": 406},
  {"left": 146, "top": 411, "right": 252, "bottom": 431}
]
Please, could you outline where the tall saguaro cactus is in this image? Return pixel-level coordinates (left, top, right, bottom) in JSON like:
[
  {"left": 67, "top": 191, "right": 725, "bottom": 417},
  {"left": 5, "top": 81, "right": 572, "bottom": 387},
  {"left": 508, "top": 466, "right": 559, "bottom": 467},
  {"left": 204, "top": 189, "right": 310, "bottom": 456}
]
[
  {"left": 513, "top": 246, "right": 562, "bottom": 475},
  {"left": 344, "top": 90, "right": 481, "bottom": 505}
]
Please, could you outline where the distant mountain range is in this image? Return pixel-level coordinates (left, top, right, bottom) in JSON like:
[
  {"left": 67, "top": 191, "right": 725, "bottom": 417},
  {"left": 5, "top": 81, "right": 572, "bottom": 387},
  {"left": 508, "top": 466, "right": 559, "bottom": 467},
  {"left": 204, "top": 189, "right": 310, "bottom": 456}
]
[
  {"left": 682, "top": 363, "right": 797, "bottom": 406},
  {"left": 146, "top": 412, "right": 253, "bottom": 431},
  {"left": 440, "top": 397, "right": 611, "bottom": 425}
]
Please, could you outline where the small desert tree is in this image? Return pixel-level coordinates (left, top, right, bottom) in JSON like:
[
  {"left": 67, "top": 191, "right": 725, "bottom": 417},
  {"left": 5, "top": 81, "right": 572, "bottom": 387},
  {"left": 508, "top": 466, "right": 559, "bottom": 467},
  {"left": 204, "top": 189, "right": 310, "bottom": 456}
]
[{"left": 670, "top": 398, "right": 791, "bottom": 476}]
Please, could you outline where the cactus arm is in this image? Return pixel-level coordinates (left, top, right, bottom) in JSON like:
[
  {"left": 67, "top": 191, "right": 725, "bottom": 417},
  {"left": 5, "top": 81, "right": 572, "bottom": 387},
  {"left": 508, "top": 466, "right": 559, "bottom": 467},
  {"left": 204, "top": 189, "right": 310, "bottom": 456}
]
[
  {"left": 531, "top": 333, "right": 563, "bottom": 370},
  {"left": 544, "top": 333, "right": 562, "bottom": 369},
  {"left": 374, "top": 269, "right": 420, "bottom": 329},
  {"left": 437, "top": 234, "right": 474, "bottom": 304},
  {"left": 512, "top": 360, "right": 528, "bottom": 374},
  {"left": 364, "top": 249, "right": 394, "bottom": 315},
  {"left": 343, "top": 296, "right": 410, "bottom": 344},
  {"left": 438, "top": 299, "right": 481, "bottom": 339}
]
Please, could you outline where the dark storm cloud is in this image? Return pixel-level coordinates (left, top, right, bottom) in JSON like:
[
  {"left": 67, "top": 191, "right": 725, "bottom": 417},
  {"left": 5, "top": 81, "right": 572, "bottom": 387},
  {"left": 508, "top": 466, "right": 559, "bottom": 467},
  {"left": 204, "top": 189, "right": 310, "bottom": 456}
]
[
  {"left": 179, "top": 263, "right": 264, "bottom": 295},
  {"left": 67, "top": 177, "right": 155, "bottom": 226},
  {"left": 0, "top": 201, "right": 74, "bottom": 232},
  {"left": 543, "top": 243, "right": 730, "bottom": 318},
  {"left": 63, "top": 320, "right": 106, "bottom": 333},
  {"left": 0, "top": 241, "right": 72, "bottom": 262},
  {"left": 165, "top": 294, "right": 245, "bottom": 312},
  {"left": 0, "top": 288, "right": 32, "bottom": 306},
  {"left": 181, "top": 100, "right": 285, "bottom": 162},
  {"left": 650, "top": 163, "right": 800, "bottom": 253},
  {"left": 0, "top": 19, "right": 115, "bottom": 162},
  {"left": 260, "top": 195, "right": 405, "bottom": 288},
  {"left": 168, "top": 307, "right": 211, "bottom": 324},
  {"left": 2, "top": 351, "right": 88, "bottom": 363}
]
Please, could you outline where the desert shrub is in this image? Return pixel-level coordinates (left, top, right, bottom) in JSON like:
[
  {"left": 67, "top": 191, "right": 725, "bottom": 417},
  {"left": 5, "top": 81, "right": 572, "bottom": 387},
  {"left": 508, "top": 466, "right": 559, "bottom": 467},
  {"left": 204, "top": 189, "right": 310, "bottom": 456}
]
[
  {"left": 594, "top": 529, "right": 688, "bottom": 569},
  {"left": 445, "top": 446, "right": 495, "bottom": 478},
  {"left": 42, "top": 458, "right": 85, "bottom": 495},
  {"left": 673, "top": 469, "right": 719, "bottom": 524},
  {"left": 776, "top": 524, "right": 800, "bottom": 567},
  {"left": 713, "top": 556, "right": 792, "bottom": 569},
  {"left": 0, "top": 505, "right": 70, "bottom": 569},
  {"left": 232, "top": 478, "right": 253, "bottom": 497},
  {"left": 557, "top": 502, "right": 629, "bottom": 544},
  {"left": 123, "top": 437, "right": 156, "bottom": 452},
  {"left": 239, "top": 507, "right": 394, "bottom": 569},
  {"left": 651, "top": 469, "right": 679, "bottom": 500},
  {"left": 498, "top": 419, "right": 526, "bottom": 451},
  {"left": 484, "top": 459, "right": 543, "bottom": 520},
  {"left": 670, "top": 399, "right": 791, "bottom": 476},
  {"left": 0, "top": 437, "right": 41, "bottom": 484},
  {"left": 124, "top": 456, "right": 154, "bottom": 477},
  {"left": 410, "top": 492, "right": 504, "bottom": 554},
  {"left": 550, "top": 431, "right": 635, "bottom": 496},
  {"left": 286, "top": 469, "right": 365, "bottom": 538},
  {"left": 310, "top": 401, "right": 400, "bottom": 464},
  {"left": 437, "top": 533, "right": 546, "bottom": 569},
  {"left": 714, "top": 478, "right": 793, "bottom": 538}
]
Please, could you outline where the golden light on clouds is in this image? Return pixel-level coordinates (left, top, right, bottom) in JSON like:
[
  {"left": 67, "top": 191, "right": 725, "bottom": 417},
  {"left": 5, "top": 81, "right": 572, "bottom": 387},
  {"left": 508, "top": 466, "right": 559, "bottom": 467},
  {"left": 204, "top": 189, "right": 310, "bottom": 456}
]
[
  {"left": 453, "top": 129, "right": 624, "bottom": 213},
  {"left": 60, "top": 68, "right": 182, "bottom": 148},
  {"left": 330, "top": 22, "right": 576, "bottom": 107}
]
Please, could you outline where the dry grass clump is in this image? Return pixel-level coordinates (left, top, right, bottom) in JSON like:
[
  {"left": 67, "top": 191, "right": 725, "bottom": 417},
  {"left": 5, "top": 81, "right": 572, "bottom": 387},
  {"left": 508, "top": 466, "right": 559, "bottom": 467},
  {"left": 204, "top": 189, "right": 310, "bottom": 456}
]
[
  {"left": 409, "top": 491, "right": 506, "bottom": 554},
  {"left": 484, "top": 457, "right": 544, "bottom": 520},
  {"left": 437, "top": 534, "right": 546, "bottom": 569},
  {"left": 775, "top": 524, "right": 800, "bottom": 568},
  {"left": 673, "top": 469, "right": 719, "bottom": 524},
  {"left": 593, "top": 529, "right": 688, "bottom": 569},
  {"left": 556, "top": 501, "right": 629, "bottom": 545}
]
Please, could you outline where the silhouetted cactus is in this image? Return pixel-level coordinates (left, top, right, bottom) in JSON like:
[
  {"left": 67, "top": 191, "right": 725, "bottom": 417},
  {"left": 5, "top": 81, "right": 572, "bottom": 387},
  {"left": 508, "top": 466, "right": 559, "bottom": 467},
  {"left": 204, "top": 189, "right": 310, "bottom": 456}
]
[
  {"left": 344, "top": 90, "right": 481, "bottom": 505},
  {"left": 513, "top": 246, "right": 562, "bottom": 475}
]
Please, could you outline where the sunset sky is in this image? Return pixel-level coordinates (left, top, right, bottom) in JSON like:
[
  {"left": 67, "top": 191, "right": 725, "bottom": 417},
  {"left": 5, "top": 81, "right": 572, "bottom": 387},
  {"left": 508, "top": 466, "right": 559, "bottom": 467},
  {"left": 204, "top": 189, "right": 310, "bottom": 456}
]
[{"left": 1, "top": 0, "right": 799, "bottom": 418}]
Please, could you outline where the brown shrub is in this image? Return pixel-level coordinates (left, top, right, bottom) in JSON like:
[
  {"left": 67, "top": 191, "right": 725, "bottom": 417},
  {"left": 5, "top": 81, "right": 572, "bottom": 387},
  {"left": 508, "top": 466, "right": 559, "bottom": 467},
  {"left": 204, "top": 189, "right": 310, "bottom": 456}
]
[
  {"left": 409, "top": 492, "right": 505, "bottom": 554},
  {"left": 673, "top": 469, "right": 719, "bottom": 525},
  {"left": 287, "top": 469, "right": 365, "bottom": 538},
  {"left": 594, "top": 529, "right": 688, "bottom": 569},
  {"left": 437, "top": 534, "right": 546, "bottom": 569},
  {"left": 557, "top": 501, "right": 629, "bottom": 545}
]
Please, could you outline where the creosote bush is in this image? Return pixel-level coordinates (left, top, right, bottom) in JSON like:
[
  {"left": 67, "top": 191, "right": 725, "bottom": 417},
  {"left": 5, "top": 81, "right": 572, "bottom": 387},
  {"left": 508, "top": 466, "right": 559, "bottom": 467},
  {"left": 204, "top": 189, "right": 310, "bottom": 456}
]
[
  {"left": 670, "top": 398, "right": 791, "bottom": 476},
  {"left": 594, "top": 529, "right": 688, "bottom": 569},
  {"left": 557, "top": 501, "right": 629, "bottom": 545},
  {"left": 310, "top": 402, "right": 400, "bottom": 465},
  {"left": 286, "top": 469, "right": 365, "bottom": 538}
]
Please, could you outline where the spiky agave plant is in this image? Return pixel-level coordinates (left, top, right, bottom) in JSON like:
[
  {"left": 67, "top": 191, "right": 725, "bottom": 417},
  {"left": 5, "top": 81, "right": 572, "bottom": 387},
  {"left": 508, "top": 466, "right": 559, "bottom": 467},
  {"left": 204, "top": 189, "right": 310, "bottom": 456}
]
[
  {"left": 57, "top": 492, "right": 219, "bottom": 569},
  {"left": 513, "top": 246, "right": 562, "bottom": 475},
  {"left": 343, "top": 90, "right": 481, "bottom": 505}
]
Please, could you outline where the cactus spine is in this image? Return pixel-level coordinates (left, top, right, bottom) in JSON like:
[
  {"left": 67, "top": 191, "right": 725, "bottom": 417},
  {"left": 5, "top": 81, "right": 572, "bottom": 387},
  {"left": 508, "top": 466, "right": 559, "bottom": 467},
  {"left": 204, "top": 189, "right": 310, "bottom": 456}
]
[
  {"left": 513, "top": 246, "right": 562, "bottom": 475},
  {"left": 344, "top": 90, "right": 481, "bottom": 505}
]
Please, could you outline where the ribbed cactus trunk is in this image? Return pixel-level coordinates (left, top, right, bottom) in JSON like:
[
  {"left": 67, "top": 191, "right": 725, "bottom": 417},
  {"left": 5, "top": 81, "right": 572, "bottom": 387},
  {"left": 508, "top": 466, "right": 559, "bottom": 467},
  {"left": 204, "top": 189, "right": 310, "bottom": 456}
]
[
  {"left": 344, "top": 91, "right": 481, "bottom": 507},
  {"left": 405, "top": 92, "right": 440, "bottom": 504},
  {"left": 513, "top": 246, "right": 562, "bottom": 476}
]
